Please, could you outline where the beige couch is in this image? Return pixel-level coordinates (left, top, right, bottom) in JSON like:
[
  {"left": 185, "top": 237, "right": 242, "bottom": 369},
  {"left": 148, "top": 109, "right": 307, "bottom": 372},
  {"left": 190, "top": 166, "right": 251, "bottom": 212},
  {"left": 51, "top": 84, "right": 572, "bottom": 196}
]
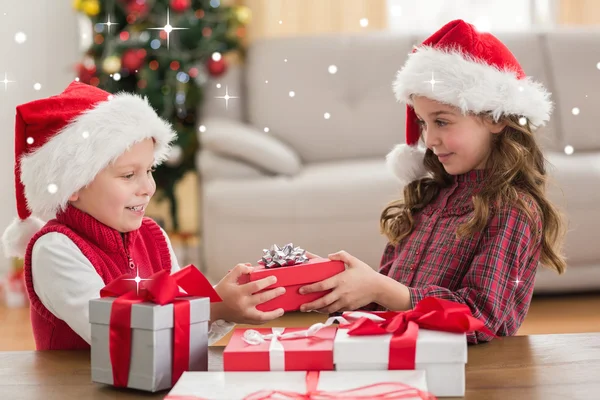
[{"left": 197, "top": 30, "right": 600, "bottom": 293}]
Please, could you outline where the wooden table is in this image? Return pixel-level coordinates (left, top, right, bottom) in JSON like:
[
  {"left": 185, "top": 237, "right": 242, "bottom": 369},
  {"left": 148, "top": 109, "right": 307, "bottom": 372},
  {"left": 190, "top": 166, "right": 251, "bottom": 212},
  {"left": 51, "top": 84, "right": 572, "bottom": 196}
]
[{"left": 1, "top": 333, "right": 598, "bottom": 399}]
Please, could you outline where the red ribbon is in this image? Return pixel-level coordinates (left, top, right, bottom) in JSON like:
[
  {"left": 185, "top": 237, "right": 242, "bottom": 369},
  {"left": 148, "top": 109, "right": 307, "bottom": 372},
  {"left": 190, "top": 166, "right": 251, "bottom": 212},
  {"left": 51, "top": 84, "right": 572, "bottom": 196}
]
[
  {"left": 340, "top": 297, "right": 495, "bottom": 370},
  {"left": 99, "top": 265, "right": 221, "bottom": 388},
  {"left": 165, "top": 370, "right": 436, "bottom": 399}
]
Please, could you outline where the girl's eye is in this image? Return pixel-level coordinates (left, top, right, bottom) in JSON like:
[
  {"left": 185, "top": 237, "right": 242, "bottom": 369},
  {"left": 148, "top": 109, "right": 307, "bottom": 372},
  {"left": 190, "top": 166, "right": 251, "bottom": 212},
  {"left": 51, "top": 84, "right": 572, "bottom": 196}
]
[
  {"left": 124, "top": 173, "right": 134, "bottom": 179},
  {"left": 147, "top": 167, "right": 156, "bottom": 174},
  {"left": 417, "top": 119, "right": 448, "bottom": 128}
]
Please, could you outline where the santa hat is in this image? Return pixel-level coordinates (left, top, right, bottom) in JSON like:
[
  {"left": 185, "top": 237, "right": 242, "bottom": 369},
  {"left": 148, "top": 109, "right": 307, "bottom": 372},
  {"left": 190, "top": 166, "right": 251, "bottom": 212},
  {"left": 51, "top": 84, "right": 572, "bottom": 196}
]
[
  {"left": 2, "top": 81, "right": 176, "bottom": 258},
  {"left": 387, "top": 19, "right": 552, "bottom": 183}
]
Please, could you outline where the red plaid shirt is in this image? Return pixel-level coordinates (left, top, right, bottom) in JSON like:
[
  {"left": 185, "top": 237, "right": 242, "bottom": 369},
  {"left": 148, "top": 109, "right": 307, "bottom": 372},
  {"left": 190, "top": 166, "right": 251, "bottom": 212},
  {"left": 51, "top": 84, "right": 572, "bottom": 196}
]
[{"left": 373, "top": 169, "right": 543, "bottom": 344}]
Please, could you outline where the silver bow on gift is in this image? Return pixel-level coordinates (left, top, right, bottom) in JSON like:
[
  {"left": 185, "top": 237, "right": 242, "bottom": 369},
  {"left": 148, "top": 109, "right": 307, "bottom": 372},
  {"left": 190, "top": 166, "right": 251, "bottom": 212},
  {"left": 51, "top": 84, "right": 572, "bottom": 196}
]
[{"left": 258, "top": 243, "right": 309, "bottom": 269}]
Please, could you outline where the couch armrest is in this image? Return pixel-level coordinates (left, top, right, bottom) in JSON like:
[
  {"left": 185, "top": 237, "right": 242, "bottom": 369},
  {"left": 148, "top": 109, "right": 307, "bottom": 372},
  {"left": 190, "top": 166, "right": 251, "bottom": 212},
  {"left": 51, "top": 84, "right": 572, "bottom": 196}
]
[
  {"left": 199, "top": 117, "right": 302, "bottom": 176},
  {"left": 196, "top": 149, "right": 271, "bottom": 181}
]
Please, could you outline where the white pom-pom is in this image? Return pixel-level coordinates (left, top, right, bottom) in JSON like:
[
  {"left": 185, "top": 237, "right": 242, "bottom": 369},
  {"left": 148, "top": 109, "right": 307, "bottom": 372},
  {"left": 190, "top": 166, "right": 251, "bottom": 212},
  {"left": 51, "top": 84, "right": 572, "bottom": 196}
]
[
  {"left": 2, "top": 216, "right": 46, "bottom": 258},
  {"left": 385, "top": 144, "right": 428, "bottom": 183}
]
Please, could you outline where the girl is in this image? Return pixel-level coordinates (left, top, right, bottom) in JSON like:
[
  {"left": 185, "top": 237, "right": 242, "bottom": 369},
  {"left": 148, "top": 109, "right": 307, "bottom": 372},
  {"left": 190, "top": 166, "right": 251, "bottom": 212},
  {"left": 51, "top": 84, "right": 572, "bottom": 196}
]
[
  {"left": 298, "top": 19, "right": 567, "bottom": 343},
  {"left": 2, "top": 81, "right": 285, "bottom": 350}
]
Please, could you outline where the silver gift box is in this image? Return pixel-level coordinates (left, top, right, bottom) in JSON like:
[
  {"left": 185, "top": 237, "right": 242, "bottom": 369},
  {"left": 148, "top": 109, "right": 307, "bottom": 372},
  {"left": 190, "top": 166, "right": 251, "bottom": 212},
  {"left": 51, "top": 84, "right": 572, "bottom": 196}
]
[{"left": 89, "top": 296, "right": 210, "bottom": 392}]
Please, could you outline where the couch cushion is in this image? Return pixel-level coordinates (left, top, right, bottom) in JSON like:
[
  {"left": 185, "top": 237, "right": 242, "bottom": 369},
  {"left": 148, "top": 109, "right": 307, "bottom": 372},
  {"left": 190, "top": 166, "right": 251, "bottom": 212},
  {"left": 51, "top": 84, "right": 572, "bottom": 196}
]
[
  {"left": 544, "top": 31, "right": 600, "bottom": 151},
  {"left": 204, "top": 158, "right": 401, "bottom": 219},
  {"left": 545, "top": 151, "right": 600, "bottom": 265},
  {"left": 205, "top": 151, "right": 600, "bottom": 218},
  {"left": 245, "top": 34, "right": 416, "bottom": 164},
  {"left": 546, "top": 151, "right": 600, "bottom": 207},
  {"left": 200, "top": 117, "right": 302, "bottom": 176},
  {"left": 197, "top": 149, "right": 269, "bottom": 181}
]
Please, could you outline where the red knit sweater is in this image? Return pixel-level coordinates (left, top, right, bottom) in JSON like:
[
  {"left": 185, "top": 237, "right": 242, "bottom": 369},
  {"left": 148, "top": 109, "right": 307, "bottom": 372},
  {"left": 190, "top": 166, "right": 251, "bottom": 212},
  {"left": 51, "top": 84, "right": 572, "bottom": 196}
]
[{"left": 23, "top": 205, "right": 172, "bottom": 350}]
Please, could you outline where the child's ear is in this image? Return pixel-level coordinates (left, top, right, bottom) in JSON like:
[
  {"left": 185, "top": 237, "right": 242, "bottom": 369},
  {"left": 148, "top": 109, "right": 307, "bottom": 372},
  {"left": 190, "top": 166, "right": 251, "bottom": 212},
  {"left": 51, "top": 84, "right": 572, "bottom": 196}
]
[
  {"left": 68, "top": 192, "right": 79, "bottom": 202},
  {"left": 485, "top": 119, "right": 506, "bottom": 134}
]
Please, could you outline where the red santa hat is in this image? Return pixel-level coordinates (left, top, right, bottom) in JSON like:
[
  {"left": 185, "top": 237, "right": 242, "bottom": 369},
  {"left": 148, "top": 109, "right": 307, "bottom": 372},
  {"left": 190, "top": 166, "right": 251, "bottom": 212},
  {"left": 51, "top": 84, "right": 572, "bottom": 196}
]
[
  {"left": 387, "top": 19, "right": 552, "bottom": 183},
  {"left": 2, "top": 81, "right": 176, "bottom": 258}
]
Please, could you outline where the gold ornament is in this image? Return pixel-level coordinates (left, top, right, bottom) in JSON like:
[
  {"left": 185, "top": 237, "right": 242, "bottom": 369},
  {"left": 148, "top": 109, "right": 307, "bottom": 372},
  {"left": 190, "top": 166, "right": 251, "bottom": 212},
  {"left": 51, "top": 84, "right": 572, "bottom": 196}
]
[
  {"left": 81, "top": 0, "right": 100, "bottom": 16},
  {"left": 224, "top": 51, "right": 241, "bottom": 66},
  {"left": 102, "top": 55, "right": 121, "bottom": 74},
  {"left": 72, "top": 0, "right": 83, "bottom": 10},
  {"left": 234, "top": 6, "right": 252, "bottom": 25}
]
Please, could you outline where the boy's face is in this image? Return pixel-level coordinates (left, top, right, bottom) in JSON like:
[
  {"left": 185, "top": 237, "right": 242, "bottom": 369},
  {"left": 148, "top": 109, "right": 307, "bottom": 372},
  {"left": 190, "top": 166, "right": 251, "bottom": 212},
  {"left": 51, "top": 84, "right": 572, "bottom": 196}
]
[
  {"left": 412, "top": 96, "right": 505, "bottom": 175},
  {"left": 69, "top": 138, "right": 157, "bottom": 233}
]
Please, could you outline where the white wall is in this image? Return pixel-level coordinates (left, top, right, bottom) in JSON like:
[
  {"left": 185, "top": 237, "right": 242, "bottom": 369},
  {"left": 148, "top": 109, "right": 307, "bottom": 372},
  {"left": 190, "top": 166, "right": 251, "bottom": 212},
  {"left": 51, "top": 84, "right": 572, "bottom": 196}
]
[
  {"left": 0, "top": 1, "right": 79, "bottom": 273},
  {"left": 386, "top": 0, "right": 559, "bottom": 33}
]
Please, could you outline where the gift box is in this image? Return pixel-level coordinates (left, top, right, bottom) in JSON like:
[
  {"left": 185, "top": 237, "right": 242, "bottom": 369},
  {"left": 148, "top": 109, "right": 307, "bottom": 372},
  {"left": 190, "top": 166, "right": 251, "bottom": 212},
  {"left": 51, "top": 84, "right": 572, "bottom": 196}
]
[
  {"left": 90, "top": 297, "right": 209, "bottom": 392},
  {"left": 223, "top": 325, "right": 338, "bottom": 371},
  {"left": 332, "top": 297, "right": 493, "bottom": 397},
  {"left": 90, "top": 266, "right": 221, "bottom": 392},
  {"left": 1, "top": 258, "right": 28, "bottom": 308},
  {"left": 238, "top": 244, "right": 345, "bottom": 312},
  {"left": 165, "top": 370, "right": 432, "bottom": 400},
  {"left": 335, "top": 327, "right": 465, "bottom": 397}
]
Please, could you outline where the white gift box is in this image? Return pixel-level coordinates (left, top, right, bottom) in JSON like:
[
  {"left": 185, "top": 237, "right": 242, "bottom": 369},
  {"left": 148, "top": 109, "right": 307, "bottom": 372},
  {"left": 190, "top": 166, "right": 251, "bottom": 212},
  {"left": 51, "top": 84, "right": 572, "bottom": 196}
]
[
  {"left": 334, "top": 328, "right": 467, "bottom": 397},
  {"left": 165, "top": 370, "right": 429, "bottom": 400},
  {"left": 89, "top": 296, "right": 210, "bottom": 392}
]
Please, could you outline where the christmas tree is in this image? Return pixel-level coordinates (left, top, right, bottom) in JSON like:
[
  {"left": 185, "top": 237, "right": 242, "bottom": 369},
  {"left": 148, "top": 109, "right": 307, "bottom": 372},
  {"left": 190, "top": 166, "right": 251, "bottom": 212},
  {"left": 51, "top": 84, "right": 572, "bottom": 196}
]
[{"left": 73, "top": 0, "right": 249, "bottom": 231}]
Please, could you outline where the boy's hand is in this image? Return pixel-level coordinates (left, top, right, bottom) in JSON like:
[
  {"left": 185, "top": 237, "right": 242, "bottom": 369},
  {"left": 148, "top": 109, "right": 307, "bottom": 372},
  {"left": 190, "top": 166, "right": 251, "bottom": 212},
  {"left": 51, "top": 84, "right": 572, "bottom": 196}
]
[
  {"left": 298, "top": 251, "right": 382, "bottom": 314},
  {"left": 212, "top": 263, "right": 285, "bottom": 324}
]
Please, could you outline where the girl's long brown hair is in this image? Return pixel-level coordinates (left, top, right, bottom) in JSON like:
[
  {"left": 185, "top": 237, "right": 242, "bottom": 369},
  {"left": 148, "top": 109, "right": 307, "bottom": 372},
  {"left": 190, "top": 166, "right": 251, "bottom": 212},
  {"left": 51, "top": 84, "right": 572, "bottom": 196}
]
[{"left": 380, "top": 114, "right": 567, "bottom": 274}]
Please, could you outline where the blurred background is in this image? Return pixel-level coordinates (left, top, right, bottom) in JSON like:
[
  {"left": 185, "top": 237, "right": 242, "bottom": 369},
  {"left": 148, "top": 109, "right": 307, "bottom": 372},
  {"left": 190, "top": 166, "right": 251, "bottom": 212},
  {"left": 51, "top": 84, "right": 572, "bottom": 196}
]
[{"left": 0, "top": 0, "right": 599, "bottom": 348}]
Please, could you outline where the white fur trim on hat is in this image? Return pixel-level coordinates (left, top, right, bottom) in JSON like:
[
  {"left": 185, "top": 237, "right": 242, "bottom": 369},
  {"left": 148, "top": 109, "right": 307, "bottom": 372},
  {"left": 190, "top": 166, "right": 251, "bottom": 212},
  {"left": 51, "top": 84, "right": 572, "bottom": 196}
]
[
  {"left": 386, "top": 144, "right": 428, "bottom": 183},
  {"left": 2, "top": 216, "right": 46, "bottom": 258},
  {"left": 392, "top": 46, "right": 553, "bottom": 127},
  {"left": 19, "top": 92, "right": 176, "bottom": 220}
]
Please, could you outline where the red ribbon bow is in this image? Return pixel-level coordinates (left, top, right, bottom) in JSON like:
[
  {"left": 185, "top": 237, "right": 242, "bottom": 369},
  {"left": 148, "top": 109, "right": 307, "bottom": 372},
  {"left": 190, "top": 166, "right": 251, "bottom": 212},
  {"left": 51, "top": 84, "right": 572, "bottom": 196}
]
[
  {"left": 340, "top": 297, "right": 495, "bottom": 370},
  {"left": 166, "top": 370, "right": 436, "bottom": 399},
  {"left": 100, "top": 265, "right": 221, "bottom": 388}
]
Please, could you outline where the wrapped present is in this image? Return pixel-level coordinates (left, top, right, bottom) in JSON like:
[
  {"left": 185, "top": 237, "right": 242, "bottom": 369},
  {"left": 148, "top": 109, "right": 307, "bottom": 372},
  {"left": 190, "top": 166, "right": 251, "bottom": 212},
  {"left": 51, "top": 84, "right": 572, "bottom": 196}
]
[
  {"left": 89, "top": 265, "right": 221, "bottom": 392},
  {"left": 165, "top": 370, "right": 433, "bottom": 400},
  {"left": 333, "top": 297, "right": 493, "bottom": 397},
  {"left": 223, "top": 319, "right": 339, "bottom": 371},
  {"left": 238, "top": 243, "right": 345, "bottom": 312},
  {"left": 0, "top": 259, "right": 28, "bottom": 308}
]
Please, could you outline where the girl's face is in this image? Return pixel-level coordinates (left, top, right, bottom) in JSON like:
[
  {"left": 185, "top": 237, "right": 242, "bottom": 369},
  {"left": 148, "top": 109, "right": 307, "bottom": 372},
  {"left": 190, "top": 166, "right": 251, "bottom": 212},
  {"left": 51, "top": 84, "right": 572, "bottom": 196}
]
[
  {"left": 412, "top": 96, "right": 505, "bottom": 175},
  {"left": 69, "top": 138, "right": 156, "bottom": 233}
]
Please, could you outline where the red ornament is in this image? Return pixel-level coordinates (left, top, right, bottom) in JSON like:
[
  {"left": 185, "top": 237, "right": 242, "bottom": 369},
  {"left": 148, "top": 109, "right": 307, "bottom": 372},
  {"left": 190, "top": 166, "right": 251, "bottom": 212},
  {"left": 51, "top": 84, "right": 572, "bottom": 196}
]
[
  {"left": 75, "top": 63, "right": 97, "bottom": 84},
  {"left": 170, "top": 0, "right": 191, "bottom": 13},
  {"left": 126, "top": 1, "right": 149, "bottom": 18},
  {"left": 121, "top": 49, "right": 147, "bottom": 71},
  {"left": 207, "top": 57, "right": 227, "bottom": 77}
]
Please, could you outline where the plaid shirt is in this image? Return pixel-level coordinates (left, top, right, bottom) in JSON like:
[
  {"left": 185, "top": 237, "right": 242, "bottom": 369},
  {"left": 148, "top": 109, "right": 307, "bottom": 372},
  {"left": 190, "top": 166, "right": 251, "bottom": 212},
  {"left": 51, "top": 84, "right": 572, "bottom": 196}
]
[{"left": 373, "top": 169, "right": 543, "bottom": 344}]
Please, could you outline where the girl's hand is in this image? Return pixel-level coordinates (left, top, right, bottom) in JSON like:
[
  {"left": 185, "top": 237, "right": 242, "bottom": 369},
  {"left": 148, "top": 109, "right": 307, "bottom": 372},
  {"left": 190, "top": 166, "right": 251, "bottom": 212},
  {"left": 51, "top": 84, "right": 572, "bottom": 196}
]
[
  {"left": 212, "top": 263, "right": 286, "bottom": 324},
  {"left": 298, "top": 251, "right": 383, "bottom": 314}
]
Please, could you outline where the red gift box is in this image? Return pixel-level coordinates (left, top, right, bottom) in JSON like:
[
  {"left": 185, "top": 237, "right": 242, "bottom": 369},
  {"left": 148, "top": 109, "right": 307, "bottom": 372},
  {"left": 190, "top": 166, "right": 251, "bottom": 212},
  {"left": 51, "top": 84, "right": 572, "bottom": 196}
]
[
  {"left": 238, "top": 258, "right": 345, "bottom": 312},
  {"left": 223, "top": 326, "right": 337, "bottom": 371}
]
